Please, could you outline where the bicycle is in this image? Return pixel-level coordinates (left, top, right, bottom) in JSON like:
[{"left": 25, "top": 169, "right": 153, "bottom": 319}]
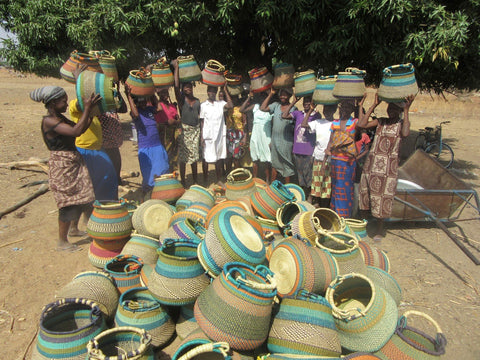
[{"left": 414, "top": 120, "right": 454, "bottom": 168}]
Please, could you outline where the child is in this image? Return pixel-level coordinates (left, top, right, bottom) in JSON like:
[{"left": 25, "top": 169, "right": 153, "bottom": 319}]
[{"left": 352, "top": 127, "right": 372, "bottom": 217}]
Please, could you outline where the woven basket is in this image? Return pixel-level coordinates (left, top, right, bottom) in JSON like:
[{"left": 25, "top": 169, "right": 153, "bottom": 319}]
[
  {"left": 32, "top": 298, "right": 107, "bottom": 360},
  {"left": 55, "top": 271, "right": 119, "bottom": 320},
  {"left": 294, "top": 70, "right": 316, "bottom": 97},
  {"left": 345, "top": 218, "right": 368, "bottom": 239},
  {"left": 284, "top": 183, "right": 306, "bottom": 202},
  {"left": 168, "top": 202, "right": 211, "bottom": 227},
  {"left": 268, "top": 289, "right": 341, "bottom": 357},
  {"left": 86, "top": 326, "right": 154, "bottom": 360},
  {"left": 132, "top": 199, "right": 175, "bottom": 238},
  {"left": 378, "top": 63, "right": 418, "bottom": 103},
  {"left": 120, "top": 232, "right": 160, "bottom": 265},
  {"left": 88, "top": 238, "right": 128, "bottom": 269},
  {"left": 373, "top": 310, "right": 447, "bottom": 360},
  {"left": 159, "top": 218, "right": 205, "bottom": 244},
  {"left": 176, "top": 185, "right": 215, "bottom": 211},
  {"left": 194, "top": 262, "right": 277, "bottom": 351},
  {"left": 178, "top": 55, "right": 202, "bottom": 83},
  {"left": 104, "top": 255, "right": 143, "bottom": 294},
  {"left": 258, "top": 354, "right": 342, "bottom": 359},
  {"left": 276, "top": 201, "right": 313, "bottom": 231},
  {"left": 272, "top": 63, "right": 295, "bottom": 89},
  {"left": 313, "top": 75, "right": 340, "bottom": 105},
  {"left": 290, "top": 208, "right": 345, "bottom": 245},
  {"left": 151, "top": 57, "right": 174, "bottom": 88},
  {"left": 225, "top": 168, "right": 258, "bottom": 201},
  {"left": 89, "top": 50, "right": 118, "bottom": 82},
  {"left": 226, "top": 72, "right": 243, "bottom": 96},
  {"left": 205, "top": 200, "right": 250, "bottom": 229},
  {"left": 325, "top": 273, "right": 398, "bottom": 353},
  {"left": 176, "top": 303, "right": 200, "bottom": 341},
  {"left": 148, "top": 239, "right": 210, "bottom": 306},
  {"left": 254, "top": 177, "right": 269, "bottom": 190},
  {"left": 358, "top": 240, "right": 390, "bottom": 273},
  {"left": 125, "top": 68, "right": 156, "bottom": 97},
  {"left": 151, "top": 172, "right": 186, "bottom": 204},
  {"left": 344, "top": 354, "right": 383, "bottom": 359},
  {"left": 332, "top": 67, "right": 366, "bottom": 99},
  {"left": 202, "top": 59, "right": 226, "bottom": 86},
  {"left": 87, "top": 199, "right": 132, "bottom": 242},
  {"left": 76, "top": 70, "right": 117, "bottom": 117},
  {"left": 256, "top": 216, "right": 284, "bottom": 240},
  {"left": 114, "top": 287, "right": 175, "bottom": 348},
  {"left": 251, "top": 180, "right": 295, "bottom": 220},
  {"left": 248, "top": 67, "right": 274, "bottom": 93},
  {"left": 366, "top": 266, "right": 402, "bottom": 306},
  {"left": 60, "top": 50, "right": 102, "bottom": 84},
  {"left": 269, "top": 237, "right": 338, "bottom": 297},
  {"left": 199, "top": 209, "right": 265, "bottom": 277}
]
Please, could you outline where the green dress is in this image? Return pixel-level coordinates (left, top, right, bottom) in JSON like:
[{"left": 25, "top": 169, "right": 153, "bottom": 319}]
[{"left": 269, "top": 102, "right": 297, "bottom": 177}]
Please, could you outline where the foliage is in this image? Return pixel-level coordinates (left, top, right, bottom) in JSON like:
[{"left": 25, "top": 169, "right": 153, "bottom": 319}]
[{"left": 1, "top": 0, "right": 479, "bottom": 91}]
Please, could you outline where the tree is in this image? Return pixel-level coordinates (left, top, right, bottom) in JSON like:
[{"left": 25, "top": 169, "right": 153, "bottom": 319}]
[{"left": 1, "top": 0, "right": 479, "bottom": 92}]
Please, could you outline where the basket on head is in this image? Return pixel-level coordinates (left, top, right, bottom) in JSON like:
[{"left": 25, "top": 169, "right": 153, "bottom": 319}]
[
  {"left": 225, "top": 168, "right": 258, "bottom": 200},
  {"left": 225, "top": 72, "right": 243, "bottom": 96},
  {"left": 132, "top": 199, "right": 175, "bottom": 238},
  {"left": 89, "top": 50, "right": 119, "bottom": 82},
  {"left": 125, "top": 68, "right": 156, "bottom": 97},
  {"left": 313, "top": 75, "right": 340, "bottom": 105},
  {"left": 104, "top": 254, "right": 143, "bottom": 294},
  {"left": 86, "top": 199, "right": 132, "bottom": 242},
  {"left": 151, "top": 56, "right": 174, "bottom": 88},
  {"left": 151, "top": 172, "right": 185, "bottom": 204},
  {"left": 178, "top": 55, "right": 202, "bottom": 82},
  {"left": 194, "top": 262, "right": 277, "bottom": 351},
  {"left": 250, "top": 180, "right": 295, "bottom": 220},
  {"left": 332, "top": 67, "right": 366, "bottom": 99},
  {"left": 272, "top": 62, "right": 295, "bottom": 89},
  {"left": 294, "top": 70, "right": 316, "bottom": 97},
  {"left": 325, "top": 273, "right": 398, "bottom": 352},
  {"left": 202, "top": 59, "right": 226, "bottom": 87},
  {"left": 60, "top": 50, "right": 102, "bottom": 83},
  {"left": 88, "top": 238, "right": 129, "bottom": 269},
  {"left": 76, "top": 70, "right": 117, "bottom": 117},
  {"left": 378, "top": 63, "right": 418, "bottom": 103},
  {"left": 248, "top": 67, "right": 274, "bottom": 93},
  {"left": 120, "top": 232, "right": 160, "bottom": 265}
]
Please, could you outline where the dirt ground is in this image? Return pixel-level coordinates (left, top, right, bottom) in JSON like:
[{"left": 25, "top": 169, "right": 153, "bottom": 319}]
[{"left": 0, "top": 67, "right": 479, "bottom": 359}]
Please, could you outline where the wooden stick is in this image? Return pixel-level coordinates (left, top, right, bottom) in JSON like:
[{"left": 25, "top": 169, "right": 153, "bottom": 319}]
[
  {"left": 0, "top": 239, "right": 24, "bottom": 249},
  {"left": 0, "top": 159, "right": 49, "bottom": 173},
  {"left": 0, "top": 184, "right": 49, "bottom": 219},
  {"left": 22, "top": 328, "right": 38, "bottom": 360}
]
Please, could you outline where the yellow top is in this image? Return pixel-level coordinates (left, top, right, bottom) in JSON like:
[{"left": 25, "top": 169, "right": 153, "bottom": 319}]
[
  {"left": 69, "top": 99, "right": 103, "bottom": 150},
  {"left": 225, "top": 106, "right": 244, "bottom": 131}
]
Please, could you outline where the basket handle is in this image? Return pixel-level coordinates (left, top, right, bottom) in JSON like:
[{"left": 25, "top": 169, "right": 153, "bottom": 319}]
[
  {"left": 130, "top": 67, "right": 151, "bottom": 79},
  {"left": 206, "top": 59, "right": 225, "bottom": 72},
  {"left": 319, "top": 75, "right": 337, "bottom": 81},
  {"left": 226, "top": 168, "right": 252, "bottom": 183},
  {"left": 383, "top": 63, "right": 414, "bottom": 77},
  {"left": 315, "top": 231, "right": 359, "bottom": 252},
  {"left": 345, "top": 67, "right": 366, "bottom": 76},
  {"left": 177, "top": 342, "right": 230, "bottom": 360},
  {"left": 399, "top": 310, "right": 443, "bottom": 335}
]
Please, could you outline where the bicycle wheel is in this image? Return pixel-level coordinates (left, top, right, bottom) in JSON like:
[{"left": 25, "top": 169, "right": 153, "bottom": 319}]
[
  {"left": 425, "top": 142, "right": 454, "bottom": 168},
  {"left": 414, "top": 134, "right": 427, "bottom": 150}
]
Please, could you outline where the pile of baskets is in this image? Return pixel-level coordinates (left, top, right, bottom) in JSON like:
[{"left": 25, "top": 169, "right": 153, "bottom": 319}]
[{"left": 32, "top": 169, "right": 445, "bottom": 360}]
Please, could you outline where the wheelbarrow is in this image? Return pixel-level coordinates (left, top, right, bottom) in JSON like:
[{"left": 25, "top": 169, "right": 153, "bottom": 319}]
[{"left": 389, "top": 150, "right": 480, "bottom": 265}]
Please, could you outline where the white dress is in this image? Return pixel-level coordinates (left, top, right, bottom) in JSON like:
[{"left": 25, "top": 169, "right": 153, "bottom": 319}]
[{"left": 200, "top": 100, "right": 227, "bottom": 162}]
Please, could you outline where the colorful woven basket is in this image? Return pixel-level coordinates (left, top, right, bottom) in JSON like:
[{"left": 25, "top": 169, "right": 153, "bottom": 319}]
[
  {"left": 148, "top": 239, "right": 210, "bottom": 306},
  {"left": 60, "top": 50, "right": 102, "bottom": 84},
  {"left": 88, "top": 238, "right": 129, "bottom": 269},
  {"left": 168, "top": 201, "right": 211, "bottom": 227},
  {"left": 125, "top": 68, "right": 156, "bottom": 97},
  {"left": 332, "top": 67, "right": 366, "bottom": 99},
  {"left": 114, "top": 287, "right": 175, "bottom": 348},
  {"left": 226, "top": 72, "right": 244, "bottom": 96},
  {"left": 249, "top": 67, "right": 274, "bottom": 93},
  {"left": 120, "top": 232, "right": 160, "bottom": 265},
  {"left": 132, "top": 199, "right": 175, "bottom": 238},
  {"left": 104, "top": 255, "right": 143, "bottom": 294},
  {"left": 257, "top": 354, "right": 341, "bottom": 359},
  {"left": 76, "top": 70, "right": 117, "bottom": 117},
  {"left": 325, "top": 273, "right": 398, "bottom": 353},
  {"left": 373, "top": 310, "right": 447, "bottom": 360},
  {"left": 313, "top": 75, "right": 340, "bottom": 105},
  {"left": 96, "top": 50, "right": 119, "bottom": 82},
  {"left": 225, "top": 168, "right": 258, "bottom": 201},
  {"left": 276, "top": 201, "right": 314, "bottom": 232},
  {"left": 378, "top": 63, "right": 418, "bottom": 103},
  {"left": 55, "top": 271, "right": 119, "bottom": 320},
  {"left": 268, "top": 237, "right": 338, "bottom": 297},
  {"left": 294, "top": 70, "right": 316, "bottom": 97},
  {"left": 86, "top": 326, "right": 154, "bottom": 360},
  {"left": 151, "top": 57, "right": 174, "bottom": 88},
  {"left": 202, "top": 59, "right": 226, "bottom": 86},
  {"left": 366, "top": 266, "right": 402, "bottom": 306},
  {"left": 358, "top": 240, "right": 390, "bottom": 273},
  {"left": 199, "top": 209, "right": 265, "bottom": 277},
  {"left": 176, "top": 184, "right": 215, "bottom": 211},
  {"left": 159, "top": 218, "right": 205, "bottom": 244},
  {"left": 176, "top": 303, "right": 200, "bottom": 341},
  {"left": 251, "top": 180, "right": 295, "bottom": 220},
  {"left": 194, "top": 262, "right": 277, "bottom": 351},
  {"left": 151, "top": 172, "right": 186, "bottom": 204},
  {"left": 32, "top": 298, "right": 107, "bottom": 360},
  {"left": 205, "top": 200, "right": 250, "bottom": 229},
  {"left": 345, "top": 218, "right": 368, "bottom": 239},
  {"left": 256, "top": 216, "right": 284, "bottom": 240},
  {"left": 87, "top": 199, "right": 132, "bottom": 242},
  {"left": 272, "top": 62, "right": 295, "bottom": 89},
  {"left": 284, "top": 183, "right": 306, "bottom": 202},
  {"left": 290, "top": 208, "right": 345, "bottom": 245},
  {"left": 178, "top": 55, "right": 202, "bottom": 82},
  {"left": 268, "top": 289, "right": 341, "bottom": 357}
]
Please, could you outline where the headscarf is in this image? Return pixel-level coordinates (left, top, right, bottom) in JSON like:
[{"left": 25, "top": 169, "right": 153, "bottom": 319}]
[{"left": 30, "top": 86, "right": 66, "bottom": 105}]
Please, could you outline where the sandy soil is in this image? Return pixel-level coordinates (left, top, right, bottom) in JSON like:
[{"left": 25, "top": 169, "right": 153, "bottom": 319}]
[{"left": 0, "top": 68, "right": 479, "bottom": 359}]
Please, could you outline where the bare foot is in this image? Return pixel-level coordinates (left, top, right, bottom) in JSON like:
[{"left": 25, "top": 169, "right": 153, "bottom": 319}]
[
  {"left": 68, "top": 229, "right": 87, "bottom": 237},
  {"left": 56, "top": 243, "right": 82, "bottom": 252}
]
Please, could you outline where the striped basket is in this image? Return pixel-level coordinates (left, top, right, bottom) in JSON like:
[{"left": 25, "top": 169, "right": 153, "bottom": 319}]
[
  {"left": 358, "top": 240, "right": 390, "bottom": 273},
  {"left": 32, "top": 298, "right": 107, "bottom": 360},
  {"left": 290, "top": 208, "right": 345, "bottom": 245},
  {"left": 254, "top": 177, "right": 269, "bottom": 190},
  {"left": 76, "top": 70, "right": 117, "bottom": 117},
  {"left": 148, "top": 239, "right": 210, "bottom": 306},
  {"left": 248, "top": 67, "right": 274, "bottom": 93},
  {"left": 89, "top": 50, "right": 119, "bottom": 82},
  {"left": 268, "top": 237, "right": 338, "bottom": 297},
  {"left": 258, "top": 354, "right": 342, "bottom": 359},
  {"left": 125, "top": 68, "right": 156, "bottom": 97},
  {"left": 273, "top": 62, "right": 295, "bottom": 89},
  {"left": 332, "top": 67, "right": 366, "bottom": 99},
  {"left": 205, "top": 200, "right": 251, "bottom": 229},
  {"left": 104, "top": 255, "right": 143, "bottom": 294},
  {"left": 88, "top": 238, "right": 129, "bottom": 269},
  {"left": 151, "top": 172, "right": 185, "bottom": 204},
  {"left": 114, "top": 287, "right": 175, "bottom": 348},
  {"left": 198, "top": 209, "right": 265, "bottom": 277},
  {"left": 132, "top": 199, "right": 175, "bottom": 238},
  {"left": 86, "top": 199, "right": 132, "bottom": 242},
  {"left": 151, "top": 57, "right": 174, "bottom": 88},
  {"left": 345, "top": 218, "right": 368, "bottom": 239},
  {"left": 194, "top": 262, "right": 277, "bottom": 351},
  {"left": 178, "top": 55, "right": 202, "bottom": 83},
  {"left": 140, "top": 263, "right": 153, "bottom": 287},
  {"left": 202, "top": 59, "right": 226, "bottom": 86},
  {"left": 176, "top": 303, "right": 200, "bottom": 341},
  {"left": 120, "top": 232, "right": 160, "bottom": 266},
  {"left": 86, "top": 326, "right": 154, "bottom": 360},
  {"left": 158, "top": 218, "right": 205, "bottom": 244},
  {"left": 55, "top": 271, "right": 119, "bottom": 320},
  {"left": 284, "top": 183, "right": 306, "bottom": 202},
  {"left": 168, "top": 201, "right": 211, "bottom": 227},
  {"left": 366, "top": 266, "right": 402, "bottom": 306},
  {"left": 176, "top": 185, "right": 215, "bottom": 211},
  {"left": 251, "top": 180, "right": 295, "bottom": 220},
  {"left": 313, "top": 75, "right": 340, "bottom": 105},
  {"left": 373, "top": 310, "right": 446, "bottom": 360},
  {"left": 225, "top": 72, "right": 243, "bottom": 96},
  {"left": 267, "top": 290, "right": 341, "bottom": 357},
  {"left": 225, "top": 168, "right": 258, "bottom": 201},
  {"left": 276, "top": 201, "right": 314, "bottom": 232},
  {"left": 294, "top": 70, "right": 316, "bottom": 97},
  {"left": 256, "top": 216, "right": 284, "bottom": 240},
  {"left": 60, "top": 50, "right": 102, "bottom": 84},
  {"left": 378, "top": 63, "right": 418, "bottom": 103}
]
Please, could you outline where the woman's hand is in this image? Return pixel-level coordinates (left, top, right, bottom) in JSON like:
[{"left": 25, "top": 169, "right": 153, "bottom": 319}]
[
  {"left": 83, "top": 93, "right": 102, "bottom": 111},
  {"left": 404, "top": 94, "right": 415, "bottom": 108}
]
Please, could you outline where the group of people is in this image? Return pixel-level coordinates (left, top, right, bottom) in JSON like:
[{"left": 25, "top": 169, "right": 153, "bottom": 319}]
[{"left": 31, "top": 62, "right": 415, "bottom": 250}]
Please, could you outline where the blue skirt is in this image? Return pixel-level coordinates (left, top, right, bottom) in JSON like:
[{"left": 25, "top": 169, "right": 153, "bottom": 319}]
[
  {"left": 330, "top": 157, "right": 356, "bottom": 218},
  {"left": 138, "top": 144, "right": 169, "bottom": 192}
]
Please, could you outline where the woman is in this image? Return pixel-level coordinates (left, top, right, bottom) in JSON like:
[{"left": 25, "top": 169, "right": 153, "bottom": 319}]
[
  {"left": 224, "top": 91, "right": 247, "bottom": 174},
  {"left": 260, "top": 88, "right": 297, "bottom": 183},
  {"left": 358, "top": 93, "right": 415, "bottom": 241},
  {"left": 30, "top": 85, "right": 100, "bottom": 250}
]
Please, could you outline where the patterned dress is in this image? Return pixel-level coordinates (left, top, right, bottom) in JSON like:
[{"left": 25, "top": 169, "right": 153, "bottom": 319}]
[
  {"left": 269, "top": 102, "right": 296, "bottom": 177},
  {"left": 359, "top": 118, "right": 403, "bottom": 219}
]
